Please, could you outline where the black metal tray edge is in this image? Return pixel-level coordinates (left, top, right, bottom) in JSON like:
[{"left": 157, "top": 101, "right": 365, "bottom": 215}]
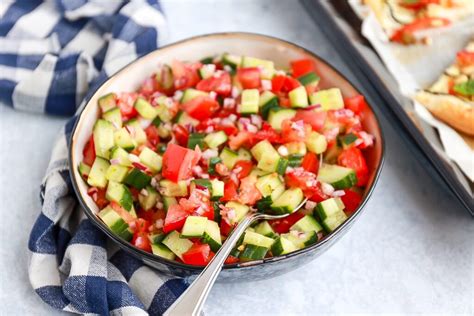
[{"left": 300, "top": 0, "right": 473, "bottom": 215}]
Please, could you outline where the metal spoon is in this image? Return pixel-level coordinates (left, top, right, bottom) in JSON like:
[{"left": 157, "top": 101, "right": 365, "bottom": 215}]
[{"left": 164, "top": 198, "right": 308, "bottom": 316}]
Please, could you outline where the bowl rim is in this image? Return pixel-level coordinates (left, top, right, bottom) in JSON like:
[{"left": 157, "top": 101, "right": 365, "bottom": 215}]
[{"left": 69, "top": 31, "right": 385, "bottom": 272}]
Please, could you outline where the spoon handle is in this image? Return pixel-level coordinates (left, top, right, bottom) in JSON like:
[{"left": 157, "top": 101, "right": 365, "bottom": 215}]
[{"left": 164, "top": 214, "right": 256, "bottom": 316}]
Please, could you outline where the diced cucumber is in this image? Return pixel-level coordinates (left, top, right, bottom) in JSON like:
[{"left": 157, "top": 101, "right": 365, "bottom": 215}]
[
  {"left": 155, "top": 100, "right": 174, "bottom": 123},
  {"left": 315, "top": 197, "right": 345, "bottom": 220},
  {"left": 134, "top": 97, "right": 158, "bottom": 120},
  {"left": 282, "top": 231, "right": 318, "bottom": 248},
  {"left": 87, "top": 157, "right": 110, "bottom": 188},
  {"left": 210, "top": 179, "right": 224, "bottom": 201},
  {"left": 105, "top": 181, "right": 133, "bottom": 211},
  {"left": 93, "top": 119, "right": 114, "bottom": 159},
  {"left": 181, "top": 88, "right": 208, "bottom": 103},
  {"left": 155, "top": 64, "right": 173, "bottom": 91},
  {"left": 322, "top": 211, "right": 348, "bottom": 232},
  {"left": 237, "top": 148, "right": 252, "bottom": 161},
  {"left": 102, "top": 107, "right": 122, "bottom": 129},
  {"left": 267, "top": 108, "right": 296, "bottom": 130},
  {"left": 249, "top": 168, "right": 270, "bottom": 177},
  {"left": 251, "top": 139, "right": 278, "bottom": 161},
  {"left": 105, "top": 164, "right": 129, "bottom": 183},
  {"left": 123, "top": 168, "right": 151, "bottom": 189},
  {"left": 271, "top": 236, "right": 299, "bottom": 255},
  {"left": 270, "top": 188, "right": 304, "bottom": 214},
  {"left": 255, "top": 173, "right": 282, "bottom": 197},
  {"left": 149, "top": 233, "right": 166, "bottom": 244},
  {"left": 290, "top": 215, "right": 323, "bottom": 233},
  {"left": 202, "top": 220, "right": 222, "bottom": 252},
  {"left": 125, "top": 119, "right": 147, "bottom": 145},
  {"left": 222, "top": 53, "right": 242, "bottom": 72},
  {"left": 208, "top": 157, "right": 222, "bottom": 175},
  {"left": 288, "top": 86, "right": 309, "bottom": 108},
  {"left": 98, "top": 93, "right": 117, "bottom": 113},
  {"left": 298, "top": 72, "right": 320, "bottom": 86},
  {"left": 181, "top": 216, "right": 208, "bottom": 238},
  {"left": 306, "top": 131, "right": 327, "bottom": 154},
  {"left": 176, "top": 111, "right": 200, "bottom": 127},
  {"left": 139, "top": 147, "right": 162, "bottom": 173},
  {"left": 159, "top": 179, "right": 188, "bottom": 197},
  {"left": 187, "top": 133, "right": 206, "bottom": 150},
  {"left": 254, "top": 221, "right": 277, "bottom": 238},
  {"left": 241, "top": 56, "right": 274, "bottom": 79},
  {"left": 239, "top": 89, "right": 259, "bottom": 114},
  {"left": 98, "top": 206, "right": 132, "bottom": 241},
  {"left": 114, "top": 128, "right": 136, "bottom": 151},
  {"left": 309, "top": 88, "right": 344, "bottom": 111},
  {"left": 204, "top": 131, "right": 227, "bottom": 149},
  {"left": 78, "top": 162, "right": 91, "bottom": 178},
  {"left": 225, "top": 201, "right": 250, "bottom": 225},
  {"left": 250, "top": 141, "right": 280, "bottom": 173},
  {"left": 288, "top": 154, "right": 303, "bottom": 167},
  {"left": 199, "top": 64, "right": 216, "bottom": 79},
  {"left": 110, "top": 147, "right": 132, "bottom": 166},
  {"left": 239, "top": 244, "right": 269, "bottom": 261},
  {"left": 151, "top": 243, "right": 176, "bottom": 260},
  {"left": 255, "top": 196, "right": 273, "bottom": 212},
  {"left": 220, "top": 147, "right": 239, "bottom": 169},
  {"left": 138, "top": 186, "right": 159, "bottom": 211},
  {"left": 317, "top": 164, "right": 357, "bottom": 189},
  {"left": 339, "top": 133, "right": 358, "bottom": 148},
  {"left": 276, "top": 157, "right": 288, "bottom": 175},
  {"left": 259, "top": 90, "right": 279, "bottom": 119},
  {"left": 162, "top": 196, "right": 177, "bottom": 211},
  {"left": 285, "top": 142, "right": 307, "bottom": 156},
  {"left": 162, "top": 231, "right": 193, "bottom": 260},
  {"left": 243, "top": 231, "right": 274, "bottom": 248}
]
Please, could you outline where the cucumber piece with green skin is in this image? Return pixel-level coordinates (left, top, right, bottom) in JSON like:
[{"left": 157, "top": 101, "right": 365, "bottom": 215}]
[
  {"left": 285, "top": 142, "right": 307, "bottom": 156},
  {"left": 276, "top": 158, "right": 288, "bottom": 175},
  {"left": 155, "top": 64, "right": 173, "bottom": 91},
  {"left": 255, "top": 183, "right": 285, "bottom": 212},
  {"left": 110, "top": 147, "right": 132, "bottom": 167},
  {"left": 267, "top": 108, "right": 296, "bottom": 130},
  {"left": 204, "top": 131, "right": 227, "bottom": 149},
  {"left": 200, "top": 56, "right": 214, "bottom": 64},
  {"left": 176, "top": 111, "right": 200, "bottom": 127},
  {"left": 254, "top": 221, "right": 278, "bottom": 238},
  {"left": 255, "top": 173, "right": 283, "bottom": 197},
  {"left": 306, "top": 131, "right": 327, "bottom": 154},
  {"left": 162, "top": 231, "right": 193, "bottom": 260},
  {"left": 98, "top": 93, "right": 117, "bottom": 113},
  {"left": 243, "top": 231, "right": 274, "bottom": 248},
  {"left": 317, "top": 164, "right": 357, "bottom": 189},
  {"left": 134, "top": 97, "right": 158, "bottom": 120},
  {"left": 225, "top": 201, "right": 250, "bottom": 225},
  {"left": 298, "top": 72, "right": 320, "bottom": 86},
  {"left": 288, "top": 86, "right": 309, "bottom": 108},
  {"left": 259, "top": 90, "right": 279, "bottom": 119},
  {"left": 105, "top": 181, "right": 134, "bottom": 211},
  {"left": 187, "top": 133, "right": 206, "bottom": 150},
  {"left": 151, "top": 243, "right": 176, "bottom": 260},
  {"left": 322, "top": 211, "right": 348, "bottom": 232},
  {"left": 220, "top": 147, "right": 239, "bottom": 169},
  {"left": 271, "top": 236, "right": 299, "bottom": 255},
  {"left": 102, "top": 107, "right": 122, "bottom": 129},
  {"left": 222, "top": 53, "right": 241, "bottom": 72},
  {"left": 191, "top": 179, "right": 224, "bottom": 201},
  {"left": 339, "top": 133, "right": 358, "bottom": 148},
  {"left": 181, "top": 88, "right": 208, "bottom": 103},
  {"left": 162, "top": 196, "right": 177, "bottom": 211},
  {"left": 201, "top": 220, "right": 222, "bottom": 252},
  {"left": 241, "top": 56, "right": 275, "bottom": 79},
  {"left": 270, "top": 188, "right": 304, "bottom": 214},
  {"left": 139, "top": 147, "right": 162, "bottom": 173},
  {"left": 310, "top": 88, "right": 344, "bottom": 111},
  {"left": 192, "top": 179, "right": 212, "bottom": 190},
  {"left": 123, "top": 168, "right": 151, "bottom": 190},
  {"left": 125, "top": 119, "right": 147, "bottom": 145},
  {"left": 290, "top": 215, "right": 323, "bottom": 233},
  {"left": 78, "top": 162, "right": 91, "bottom": 178},
  {"left": 181, "top": 216, "right": 208, "bottom": 238},
  {"left": 98, "top": 206, "right": 132, "bottom": 241},
  {"left": 114, "top": 128, "right": 136, "bottom": 151},
  {"left": 159, "top": 180, "right": 188, "bottom": 197},
  {"left": 282, "top": 231, "right": 318, "bottom": 248},
  {"left": 239, "top": 244, "right": 269, "bottom": 261},
  {"left": 315, "top": 197, "right": 345, "bottom": 220},
  {"left": 208, "top": 157, "right": 222, "bottom": 175},
  {"left": 288, "top": 154, "right": 303, "bottom": 167},
  {"left": 251, "top": 140, "right": 281, "bottom": 172},
  {"left": 148, "top": 233, "right": 166, "bottom": 244},
  {"left": 93, "top": 119, "right": 115, "bottom": 159},
  {"left": 105, "top": 165, "right": 129, "bottom": 183},
  {"left": 239, "top": 89, "right": 259, "bottom": 115},
  {"left": 138, "top": 186, "right": 159, "bottom": 210},
  {"left": 87, "top": 157, "right": 110, "bottom": 188},
  {"left": 237, "top": 148, "right": 252, "bottom": 161}
]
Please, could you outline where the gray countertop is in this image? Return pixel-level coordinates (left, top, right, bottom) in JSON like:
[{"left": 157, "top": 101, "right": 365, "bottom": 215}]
[{"left": 0, "top": 0, "right": 472, "bottom": 315}]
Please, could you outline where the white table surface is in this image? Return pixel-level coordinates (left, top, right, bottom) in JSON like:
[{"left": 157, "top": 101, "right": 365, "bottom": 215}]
[{"left": 0, "top": 0, "right": 472, "bottom": 315}]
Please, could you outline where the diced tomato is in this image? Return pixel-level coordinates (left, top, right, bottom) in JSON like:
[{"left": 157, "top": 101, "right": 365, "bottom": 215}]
[
  {"left": 233, "top": 160, "right": 253, "bottom": 179},
  {"left": 182, "top": 243, "right": 212, "bottom": 266},
  {"left": 163, "top": 204, "right": 189, "bottom": 233},
  {"left": 237, "top": 67, "right": 261, "bottom": 89},
  {"left": 88, "top": 187, "right": 108, "bottom": 209},
  {"left": 144, "top": 125, "right": 160, "bottom": 148},
  {"left": 171, "top": 60, "right": 201, "bottom": 90},
  {"left": 172, "top": 125, "right": 189, "bottom": 147},
  {"left": 218, "top": 124, "right": 239, "bottom": 136},
  {"left": 269, "top": 212, "right": 305, "bottom": 234},
  {"left": 344, "top": 95, "right": 366, "bottom": 115},
  {"left": 285, "top": 168, "right": 329, "bottom": 201},
  {"left": 139, "top": 77, "right": 156, "bottom": 96},
  {"left": 283, "top": 76, "right": 301, "bottom": 92},
  {"left": 271, "top": 75, "right": 286, "bottom": 93},
  {"left": 399, "top": 0, "right": 439, "bottom": 10},
  {"left": 301, "top": 152, "right": 319, "bottom": 174},
  {"left": 341, "top": 189, "right": 362, "bottom": 213},
  {"left": 250, "top": 126, "right": 282, "bottom": 145},
  {"left": 290, "top": 59, "right": 315, "bottom": 78},
  {"left": 457, "top": 50, "right": 474, "bottom": 68},
  {"left": 182, "top": 96, "right": 220, "bottom": 120},
  {"left": 224, "top": 255, "right": 240, "bottom": 264},
  {"left": 278, "top": 95, "right": 291, "bottom": 108},
  {"left": 293, "top": 110, "right": 326, "bottom": 132},
  {"left": 117, "top": 93, "right": 138, "bottom": 120},
  {"left": 281, "top": 119, "right": 311, "bottom": 143},
  {"left": 229, "top": 131, "right": 252, "bottom": 150},
  {"left": 220, "top": 219, "right": 235, "bottom": 236},
  {"left": 337, "top": 147, "right": 369, "bottom": 187},
  {"left": 110, "top": 201, "right": 136, "bottom": 224},
  {"left": 220, "top": 180, "right": 238, "bottom": 202},
  {"left": 237, "top": 176, "right": 262, "bottom": 206},
  {"left": 306, "top": 184, "right": 329, "bottom": 203},
  {"left": 132, "top": 231, "right": 152, "bottom": 252},
  {"left": 390, "top": 17, "right": 450, "bottom": 44},
  {"left": 162, "top": 143, "right": 200, "bottom": 181},
  {"left": 196, "top": 71, "right": 232, "bottom": 96},
  {"left": 137, "top": 208, "right": 166, "bottom": 223},
  {"left": 83, "top": 135, "right": 96, "bottom": 166}
]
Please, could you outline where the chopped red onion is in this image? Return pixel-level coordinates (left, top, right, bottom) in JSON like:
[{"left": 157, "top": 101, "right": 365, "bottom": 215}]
[
  {"left": 223, "top": 98, "right": 236, "bottom": 109},
  {"left": 332, "top": 190, "right": 346, "bottom": 197},
  {"left": 155, "top": 219, "right": 164, "bottom": 229},
  {"left": 261, "top": 79, "right": 272, "bottom": 90},
  {"left": 172, "top": 90, "right": 183, "bottom": 102},
  {"left": 209, "top": 91, "right": 217, "bottom": 100},
  {"left": 231, "top": 86, "right": 240, "bottom": 98},
  {"left": 277, "top": 145, "right": 289, "bottom": 157},
  {"left": 321, "top": 182, "right": 335, "bottom": 196},
  {"left": 140, "top": 188, "right": 149, "bottom": 196},
  {"left": 128, "top": 154, "right": 140, "bottom": 163},
  {"left": 250, "top": 114, "right": 262, "bottom": 128},
  {"left": 138, "top": 118, "right": 152, "bottom": 129},
  {"left": 132, "top": 162, "right": 148, "bottom": 171},
  {"left": 110, "top": 158, "right": 120, "bottom": 165}
]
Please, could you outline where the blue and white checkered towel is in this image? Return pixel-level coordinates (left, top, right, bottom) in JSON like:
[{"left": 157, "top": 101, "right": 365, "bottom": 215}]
[{"left": 0, "top": 1, "right": 190, "bottom": 314}]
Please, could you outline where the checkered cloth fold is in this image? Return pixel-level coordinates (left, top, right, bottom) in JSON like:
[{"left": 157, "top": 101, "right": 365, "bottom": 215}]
[{"left": 0, "top": 1, "right": 190, "bottom": 315}]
